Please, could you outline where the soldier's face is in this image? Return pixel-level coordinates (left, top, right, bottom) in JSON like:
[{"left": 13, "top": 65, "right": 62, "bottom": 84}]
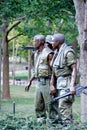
[
  {"left": 52, "top": 39, "right": 59, "bottom": 50},
  {"left": 33, "top": 39, "right": 40, "bottom": 49}
]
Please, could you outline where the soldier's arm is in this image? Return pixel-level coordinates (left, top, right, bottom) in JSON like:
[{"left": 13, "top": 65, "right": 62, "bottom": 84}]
[
  {"left": 70, "top": 63, "right": 77, "bottom": 94},
  {"left": 48, "top": 53, "right": 56, "bottom": 94},
  {"left": 25, "top": 75, "right": 35, "bottom": 92},
  {"left": 50, "top": 74, "right": 56, "bottom": 94},
  {"left": 66, "top": 51, "right": 77, "bottom": 94}
]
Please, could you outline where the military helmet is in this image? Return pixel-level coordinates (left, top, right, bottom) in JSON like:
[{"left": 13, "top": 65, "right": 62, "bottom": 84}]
[
  {"left": 34, "top": 34, "right": 45, "bottom": 50},
  {"left": 45, "top": 35, "right": 53, "bottom": 44},
  {"left": 34, "top": 34, "right": 45, "bottom": 43},
  {"left": 52, "top": 33, "right": 65, "bottom": 44}
]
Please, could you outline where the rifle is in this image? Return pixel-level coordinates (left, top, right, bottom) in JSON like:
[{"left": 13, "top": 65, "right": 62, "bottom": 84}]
[
  {"left": 21, "top": 46, "right": 35, "bottom": 51},
  {"left": 47, "top": 85, "right": 87, "bottom": 104}
]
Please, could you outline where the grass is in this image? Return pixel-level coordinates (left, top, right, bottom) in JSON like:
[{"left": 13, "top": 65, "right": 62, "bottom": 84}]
[
  {"left": 73, "top": 96, "right": 81, "bottom": 121},
  {"left": 0, "top": 85, "right": 35, "bottom": 117},
  {"left": 9, "top": 72, "right": 28, "bottom": 80},
  {"left": 0, "top": 84, "right": 81, "bottom": 120}
]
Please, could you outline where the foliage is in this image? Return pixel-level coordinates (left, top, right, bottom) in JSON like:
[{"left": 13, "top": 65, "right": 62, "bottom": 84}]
[
  {"left": 0, "top": 0, "right": 75, "bottom": 22},
  {"left": 0, "top": 114, "right": 87, "bottom": 130},
  {"left": 0, "top": 0, "right": 29, "bottom": 23},
  {"left": 0, "top": 0, "right": 76, "bottom": 37},
  {"left": 26, "top": 0, "right": 75, "bottom": 19},
  {"left": 0, "top": 114, "right": 46, "bottom": 130},
  {"left": 13, "top": 0, "right": 77, "bottom": 40},
  {"left": 8, "top": 34, "right": 29, "bottom": 60},
  {"left": 0, "top": 0, "right": 78, "bottom": 59}
]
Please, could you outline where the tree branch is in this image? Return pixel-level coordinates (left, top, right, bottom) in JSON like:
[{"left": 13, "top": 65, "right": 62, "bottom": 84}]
[
  {"left": 12, "top": 15, "right": 26, "bottom": 22},
  {"left": 7, "top": 21, "right": 21, "bottom": 35},
  {"left": 8, "top": 33, "right": 23, "bottom": 42}
]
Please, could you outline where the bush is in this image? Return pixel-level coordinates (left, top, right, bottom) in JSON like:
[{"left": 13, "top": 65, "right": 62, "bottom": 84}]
[
  {"left": 0, "top": 114, "right": 87, "bottom": 130},
  {"left": 0, "top": 114, "right": 47, "bottom": 130}
]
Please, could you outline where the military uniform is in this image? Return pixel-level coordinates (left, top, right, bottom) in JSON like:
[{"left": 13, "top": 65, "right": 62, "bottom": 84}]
[
  {"left": 52, "top": 43, "right": 76, "bottom": 124},
  {"left": 34, "top": 47, "right": 56, "bottom": 123}
]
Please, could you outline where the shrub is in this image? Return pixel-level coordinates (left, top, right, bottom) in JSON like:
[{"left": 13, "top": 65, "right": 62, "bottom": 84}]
[{"left": 0, "top": 114, "right": 87, "bottom": 130}]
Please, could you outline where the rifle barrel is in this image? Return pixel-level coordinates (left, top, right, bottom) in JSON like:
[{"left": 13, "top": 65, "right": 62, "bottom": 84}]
[{"left": 47, "top": 86, "right": 87, "bottom": 104}]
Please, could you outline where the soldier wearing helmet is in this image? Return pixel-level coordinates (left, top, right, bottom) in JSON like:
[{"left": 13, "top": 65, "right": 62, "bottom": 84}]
[
  {"left": 44, "top": 35, "right": 60, "bottom": 126},
  {"left": 25, "top": 34, "right": 55, "bottom": 124},
  {"left": 50, "top": 33, "right": 77, "bottom": 128},
  {"left": 45, "top": 35, "right": 53, "bottom": 50},
  {"left": 34, "top": 34, "right": 45, "bottom": 50}
]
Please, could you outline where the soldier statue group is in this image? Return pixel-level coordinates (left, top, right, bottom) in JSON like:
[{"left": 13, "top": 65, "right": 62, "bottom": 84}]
[{"left": 25, "top": 33, "right": 77, "bottom": 130}]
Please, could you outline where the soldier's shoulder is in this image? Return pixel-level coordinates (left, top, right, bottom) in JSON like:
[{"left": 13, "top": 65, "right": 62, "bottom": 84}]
[
  {"left": 44, "top": 47, "right": 53, "bottom": 54},
  {"left": 64, "top": 46, "right": 75, "bottom": 56}
]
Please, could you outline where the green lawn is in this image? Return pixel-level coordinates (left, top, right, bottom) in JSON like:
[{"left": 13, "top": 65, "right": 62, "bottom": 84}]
[
  {"left": 0, "top": 85, "right": 35, "bottom": 117},
  {"left": 73, "top": 96, "right": 81, "bottom": 121},
  {"left": 0, "top": 85, "right": 81, "bottom": 120},
  {"left": 9, "top": 72, "right": 28, "bottom": 80}
]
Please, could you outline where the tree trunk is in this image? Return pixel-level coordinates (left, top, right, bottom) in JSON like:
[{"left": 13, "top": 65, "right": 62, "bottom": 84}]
[
  {"left": 71, "top": 40, "right": 78, "bottom": 56},
  {"left": 2, "top": 23, "right": 10, "bottom": 99},
  {"left": 0, "top": 39, "right": 2, "bottom": 108},
  {"left": 73, "top": 0, "right": 87, "bottom": 121}
]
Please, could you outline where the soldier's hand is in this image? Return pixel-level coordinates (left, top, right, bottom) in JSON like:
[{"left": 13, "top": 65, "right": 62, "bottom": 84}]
[
  {"left": 50, "top": 85, "right": 56, "bottom": 94},
  {"left": 25, "top": 81, "right": 31, "bottom": 92},
  {"left": 70, "top": 86, "right": 76, "bottom": 95}
]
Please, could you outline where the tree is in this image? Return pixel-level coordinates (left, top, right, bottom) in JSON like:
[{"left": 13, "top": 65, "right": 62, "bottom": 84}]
[
  {"left": 73, "top": 0, "right": 87, "bottom": 121},
  {"left": 2, "top": 21, "right": 22, "bottom": 99},
  {"left": 0, "top": 38, "right": 2, "bottom": 108},
  {"left": 0, "top": 0, "right": 77, "bottom": 99},
  {"left": 0, "top": 0, "right": 29, "bottom": 99}
]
